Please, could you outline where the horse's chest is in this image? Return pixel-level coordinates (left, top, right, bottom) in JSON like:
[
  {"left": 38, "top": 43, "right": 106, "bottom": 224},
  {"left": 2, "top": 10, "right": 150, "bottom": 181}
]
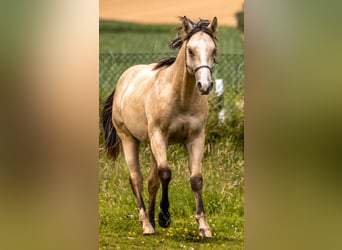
[{"left": 167, "top": 115, "right": 203, "bottom": 142}]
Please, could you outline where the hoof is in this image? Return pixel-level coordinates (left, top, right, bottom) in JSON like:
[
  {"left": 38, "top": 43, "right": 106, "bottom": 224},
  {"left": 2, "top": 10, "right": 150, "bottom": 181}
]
[
  {"left": 142, "top": 223, "right": 155, "bottom": 235},
  {"left": 198, "top": 228, "right": 212, "bottom": 238},
  {"left": 158, "top": 211, "right": 171, "bottom": 228}
]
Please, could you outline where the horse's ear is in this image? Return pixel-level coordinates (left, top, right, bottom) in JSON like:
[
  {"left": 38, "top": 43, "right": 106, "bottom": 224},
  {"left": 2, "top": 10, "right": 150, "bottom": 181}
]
[
  {"left": 208, "top": 17, "right": 218, "bottom": 33},
  {"left": 182, "top": 16, "right": 194, "bottom": 33}
]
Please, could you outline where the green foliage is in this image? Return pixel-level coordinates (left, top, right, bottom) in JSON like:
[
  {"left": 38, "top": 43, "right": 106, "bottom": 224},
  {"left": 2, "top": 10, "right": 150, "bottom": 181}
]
[
  {"left": 206, "top": 83, "right": 244, "bottom": 148},
  {"left": 235, "top": 11, "right": 244, "bottom": 33}
]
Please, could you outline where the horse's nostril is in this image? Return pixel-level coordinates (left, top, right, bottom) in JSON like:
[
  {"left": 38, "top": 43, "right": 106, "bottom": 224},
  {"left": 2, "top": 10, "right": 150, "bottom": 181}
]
[
  {"left": 209, "top": 82, "right": 214, "bottom": 91},
  {"left": 197, "top": 82, "right": 202, "bottom": 90}
]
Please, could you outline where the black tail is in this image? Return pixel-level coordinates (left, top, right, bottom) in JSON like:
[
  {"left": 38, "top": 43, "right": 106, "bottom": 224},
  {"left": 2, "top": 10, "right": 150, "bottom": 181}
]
[{"left": 101, "top": 89, "right": 121, "bottom": 159}]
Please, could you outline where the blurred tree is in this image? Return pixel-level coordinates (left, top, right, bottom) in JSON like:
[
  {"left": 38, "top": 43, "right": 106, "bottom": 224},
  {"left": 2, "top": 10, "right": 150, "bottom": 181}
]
[{"left": 235, "top": 4, "right": 244, "bottom": 34}]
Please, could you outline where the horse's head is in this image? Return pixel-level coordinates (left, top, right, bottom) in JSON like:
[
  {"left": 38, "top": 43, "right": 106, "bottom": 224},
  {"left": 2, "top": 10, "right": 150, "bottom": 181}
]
[{"left": 182, "top": 16, "right": 218, "bottom": 95}]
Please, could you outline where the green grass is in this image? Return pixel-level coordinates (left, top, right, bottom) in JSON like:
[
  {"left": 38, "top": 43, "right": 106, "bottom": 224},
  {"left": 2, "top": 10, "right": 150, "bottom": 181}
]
[
  {"left": 99, "top": 20, "right": 244, "bottom": 249},
  {"left": 100, "top": 20, "right": 244, "bottom": 54},
  {"left": 99, "top": 139, "right": 243, "bottom": 249}
]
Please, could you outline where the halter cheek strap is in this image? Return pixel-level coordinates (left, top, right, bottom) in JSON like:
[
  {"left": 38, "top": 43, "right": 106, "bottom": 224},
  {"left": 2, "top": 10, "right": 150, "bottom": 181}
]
[{"left": 187, "top": 64, "right": 213, "bottom": 74}]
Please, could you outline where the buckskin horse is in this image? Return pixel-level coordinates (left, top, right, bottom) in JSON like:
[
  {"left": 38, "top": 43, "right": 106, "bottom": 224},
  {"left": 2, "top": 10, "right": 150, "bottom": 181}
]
[{"left": 102, "top": 16, "right": 218, "bottom": 237}]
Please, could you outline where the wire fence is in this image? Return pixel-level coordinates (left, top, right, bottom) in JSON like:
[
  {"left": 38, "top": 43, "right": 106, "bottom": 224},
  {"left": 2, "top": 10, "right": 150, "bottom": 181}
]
[
  {"left": 100, "top": 53, "right": 243, "bottom": 101},
  {"left": 99, "top": 53, "right": 244, "bottom": 142}
]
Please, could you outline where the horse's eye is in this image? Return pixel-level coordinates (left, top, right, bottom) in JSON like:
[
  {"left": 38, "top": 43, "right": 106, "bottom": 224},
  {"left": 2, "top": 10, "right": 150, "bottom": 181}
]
[
  {"left": 213, "top": 49, "right": 218, "bottom": 63},
  {"left": 213, "top": 49, "right": 217, "bottom": 57},
  {"left": 188, "top": 48, "right": 194, "bottom": 56}
]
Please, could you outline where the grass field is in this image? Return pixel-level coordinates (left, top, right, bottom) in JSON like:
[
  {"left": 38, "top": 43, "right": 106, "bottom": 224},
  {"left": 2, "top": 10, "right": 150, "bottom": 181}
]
[
  {"left": 99, "top": 141, "right": 244, "bottom": 249},
  {"left": 99, "top": 20, "right": 244, "bottom": 249},
  {"left": 100, "top": 20, "right": 244, "bottom": 54}
]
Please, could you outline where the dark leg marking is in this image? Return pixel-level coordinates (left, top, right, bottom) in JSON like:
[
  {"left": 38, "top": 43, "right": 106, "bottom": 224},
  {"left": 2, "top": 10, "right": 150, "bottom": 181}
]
[
  {"left": 190, "top": 174, "right": 205, "bottom": 215},
  {"left": 190, "top": 173, "right": 212, "bottom": 237},
  {"left": 148, "top": 178, "right": 160, "bottom": 228},
  {"left": 158, "top": 167, "right": 172, "bottom": 228},
  {"left": 190, "top": 174, "right": 203, "bottom": 191},
  {"left": 129, "top": 176, "right": 146, "bottom": 211},
  {"left": 148, "top": 203, "right": 156, "bottom": 228}
]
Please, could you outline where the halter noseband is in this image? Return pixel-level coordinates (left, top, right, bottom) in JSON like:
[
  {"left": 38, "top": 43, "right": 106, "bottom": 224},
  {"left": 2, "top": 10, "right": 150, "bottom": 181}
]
[{"left": 186, "top": 64, "right": 213, "bottom": 75}]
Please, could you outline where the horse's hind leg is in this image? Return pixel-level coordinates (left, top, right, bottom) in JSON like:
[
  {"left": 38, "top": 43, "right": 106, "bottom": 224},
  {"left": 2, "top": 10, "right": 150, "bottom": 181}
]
[
  {"left": 186, "top": 131, "right": 212, "bottom": 237},
  {"left": 120, "top": 136, "right": 155, "bottom": 235},
  {"left": 147, "top": 153, "right": 160, "bottom": 228}
]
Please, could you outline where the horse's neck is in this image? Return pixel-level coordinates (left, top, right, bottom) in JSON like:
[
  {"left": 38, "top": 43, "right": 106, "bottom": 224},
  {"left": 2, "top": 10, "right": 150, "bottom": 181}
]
[{"left": 170, "top": 44, "right": 197, "bottom": 108}]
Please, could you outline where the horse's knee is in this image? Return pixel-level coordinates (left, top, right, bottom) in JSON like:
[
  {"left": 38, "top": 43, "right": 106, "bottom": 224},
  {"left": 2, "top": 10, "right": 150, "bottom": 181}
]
[
  {"left": 158, "top": 167, "right": 172, "bottom": 183},
  {"left": 190, "top": 174, "right": 203, "bottom": 192}
]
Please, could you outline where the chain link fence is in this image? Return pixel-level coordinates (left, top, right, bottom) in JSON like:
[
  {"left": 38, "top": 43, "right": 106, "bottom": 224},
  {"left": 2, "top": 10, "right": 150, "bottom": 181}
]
[
  {"left": 100, "top": 53, "right": 243, "bottom": 100},
  {"left": 100, "top": 53, "right": 244, "bottom": 142}
]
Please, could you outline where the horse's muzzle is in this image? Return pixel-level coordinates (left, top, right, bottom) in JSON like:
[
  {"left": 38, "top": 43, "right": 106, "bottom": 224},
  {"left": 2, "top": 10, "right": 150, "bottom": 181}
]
[{"left": 197, "top": 81, "right": 214, "bottom": 95}]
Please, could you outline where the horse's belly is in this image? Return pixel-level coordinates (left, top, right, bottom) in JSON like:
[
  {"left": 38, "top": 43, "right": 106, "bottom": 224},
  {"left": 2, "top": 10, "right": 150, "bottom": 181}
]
[
  {"left": 126, "top": 121, "right": 149, "bottom": 142},
  {"left": 113, "top": 94, "right": 149, "bottom": 142},
  {"left": 167, "top": 128, "right": 188, "bottom": 143},
  {"left": 120, "top": 104, "right": 149, "bottom": 141}
]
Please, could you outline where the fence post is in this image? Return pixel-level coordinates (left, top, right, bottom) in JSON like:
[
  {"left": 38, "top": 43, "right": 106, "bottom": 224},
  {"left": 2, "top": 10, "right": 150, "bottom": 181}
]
[{"left": 215, "top": 79, "right": 225, "bottom": 122}]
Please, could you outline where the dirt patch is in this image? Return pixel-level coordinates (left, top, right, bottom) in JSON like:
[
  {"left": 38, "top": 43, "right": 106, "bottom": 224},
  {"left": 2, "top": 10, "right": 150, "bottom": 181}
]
[{"left": 100, "top": 0, "right": 243, "bottom": 26}]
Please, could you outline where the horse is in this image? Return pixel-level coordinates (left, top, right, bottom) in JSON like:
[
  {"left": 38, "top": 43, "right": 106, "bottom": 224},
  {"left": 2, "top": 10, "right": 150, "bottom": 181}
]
[{"left": 102, "top": 16, "right": 218, "bottom": 237}]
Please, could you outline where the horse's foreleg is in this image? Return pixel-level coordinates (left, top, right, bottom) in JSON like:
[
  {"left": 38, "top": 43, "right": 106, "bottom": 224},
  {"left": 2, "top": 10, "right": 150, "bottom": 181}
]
[
  {"left": 147, "top": 153, "right": 160, "bottom": 229},
  {"left": 157, "top": 166, "right": 172, "bottom": 228},
  {"left": 149, "top": 130, "right": 172, "bottom": 228},
  {"left": 120, "top": 137, "right": 155, "bottom": 235},
  {"left": 186, "top": 132, "right": 212, "bottom": 237}
]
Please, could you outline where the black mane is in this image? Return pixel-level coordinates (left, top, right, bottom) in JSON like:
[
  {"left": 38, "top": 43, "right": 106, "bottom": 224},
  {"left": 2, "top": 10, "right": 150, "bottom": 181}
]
[{"left": 153, "top": 56, "right": 176, "bottom": 70}]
